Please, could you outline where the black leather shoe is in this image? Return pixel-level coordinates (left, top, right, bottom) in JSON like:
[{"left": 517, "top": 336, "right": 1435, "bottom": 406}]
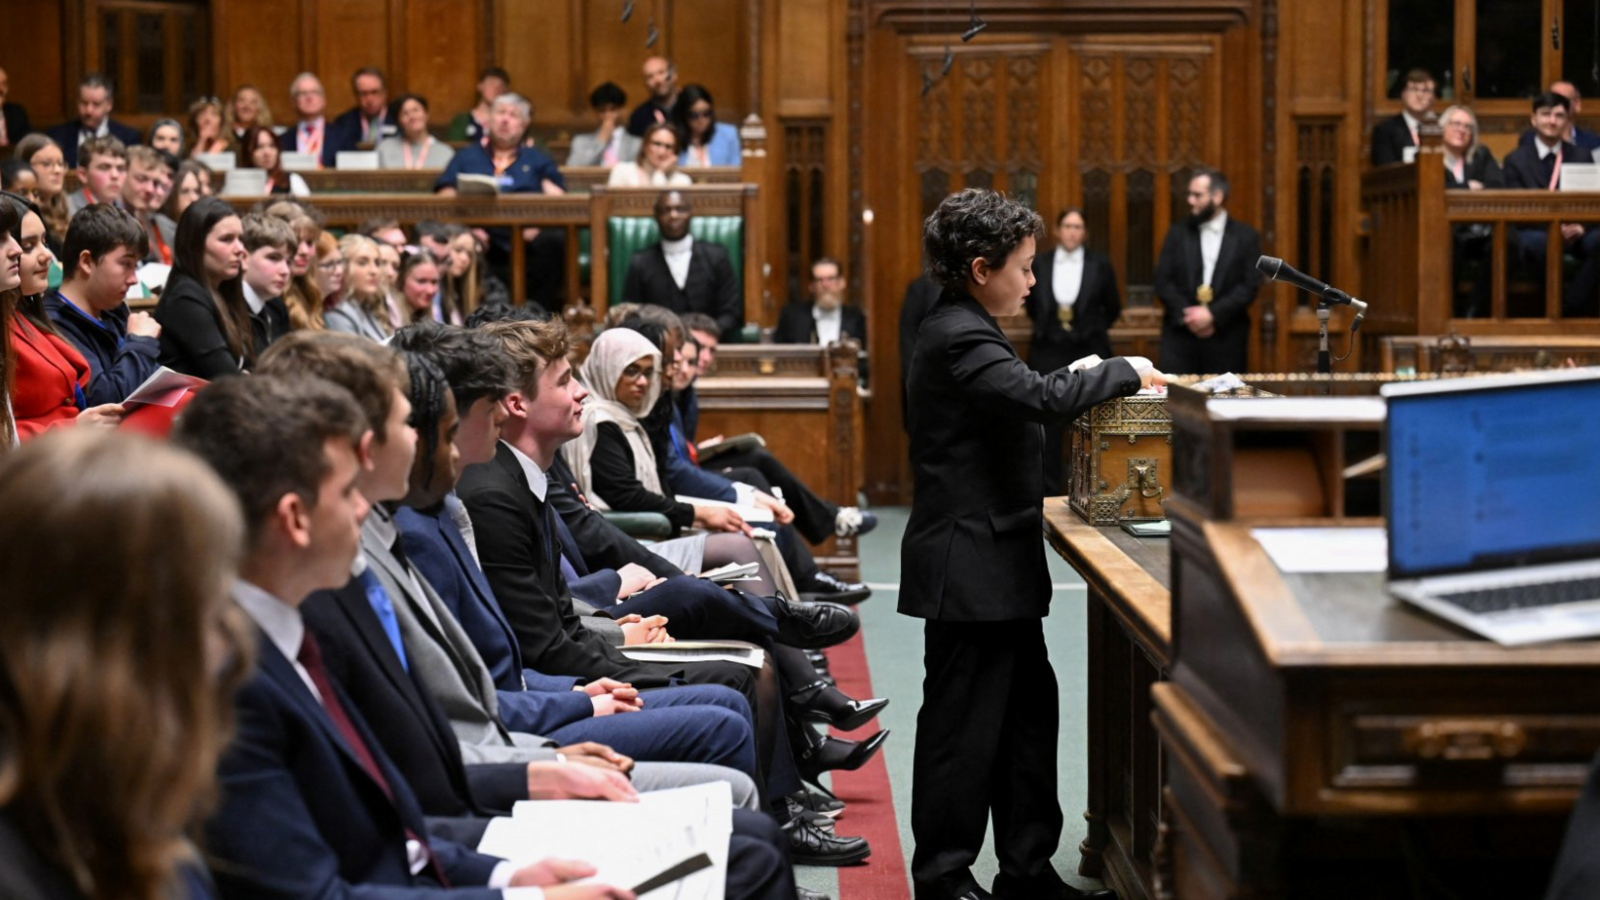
[
  {"left": 800, "top": 570, "right": 872, "bottom": 605},
  {"left": 789, "top": 680, "right": 889, "bottom": 731},
  {"left": 775, "top": 596, "right": 859, "bottom": 649},
  {"left": 791, "top": 784, "right": 845, "bottom": 819},
  {"left": 796, "top": 729, "right": 889, "bottom": 782},
  {"left": 783, "top": 815, "right": 870, "bottom": 866}
]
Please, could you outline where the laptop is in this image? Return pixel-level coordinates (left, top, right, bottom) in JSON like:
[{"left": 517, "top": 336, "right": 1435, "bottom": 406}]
[{"left": 1383, "top": 368, "right": 1600, "bottom": 645}]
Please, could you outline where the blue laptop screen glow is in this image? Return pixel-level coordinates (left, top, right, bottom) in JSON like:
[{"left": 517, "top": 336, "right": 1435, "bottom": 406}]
[{"left": 1387, "top": 378, "right": 1600, "bottom": 578}]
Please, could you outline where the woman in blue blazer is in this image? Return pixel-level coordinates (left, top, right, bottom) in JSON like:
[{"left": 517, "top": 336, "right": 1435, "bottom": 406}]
[{"left": 674, "top": 84, "right": 742, "bottom": 168}]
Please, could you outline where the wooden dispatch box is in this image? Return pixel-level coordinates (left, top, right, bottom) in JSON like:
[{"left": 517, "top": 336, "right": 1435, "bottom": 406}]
[{"left": 1068, "top": 382, "right": 1278, "bottom": 525}]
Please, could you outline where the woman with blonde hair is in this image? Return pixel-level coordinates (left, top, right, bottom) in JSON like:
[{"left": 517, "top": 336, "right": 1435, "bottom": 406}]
[
  {"left": 607, "top": 122, "right": 691, "bottom": 188},
  {"left": 225, "top": 85, "right": 273, "bottom": 147},
  {"left": 323, "top": 233, "right": 391, "bottom": 341},
  {"left": 0, "top": 428, "right": 252, "bottom": 899},
  {"left": 263, "top": 201, "right": 324, "bottom": 331}
]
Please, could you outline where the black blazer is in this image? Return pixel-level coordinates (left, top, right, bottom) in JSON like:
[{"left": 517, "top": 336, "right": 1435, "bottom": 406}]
[
  {"left": 1370, "top": 113, "right": 1415, "bottom": 167},
  {"left": 1152, "top": 215, "right": 1263, "bottom": 335},
  {"left": 456, "top": 443, "right": 676, "bottom": 686},
  {"left": 1502, "top": 139, "right": 1596, "bottom": 191},
  {"left": 1444, "top": 145, "right": 1505, "bottom": 189},
  {"left": 277, "top": 122, "right": 341, "bottom": 169},
  {"left": 900, "top": 291, "right": 1140, "bottom": 622},
  {"left": 898, "top": 274, "right": 943, "bottom": 428},
  {"left": 621, "top": 241, "right": 743, "bottom": 340},
  {"left": 546, "top": 454, "right": 683, "bottom": 580},
  {"left": 1024, "top": 246, "right": 1121, "bottom": 368},
  {"left": 300, "top": 582, "right": 530, "bottom": 819},
  {"left": 1, "top": 102, "right": 31, "bottom": 148},
  {"left": 153, "top": 270, "right": 248, "bottom": 379},
  {"left": 773, "top": 300, "right": 869, "bottom": 384},
  {"left": 204, "top": 630, "right": 504, "bottom": 899},
  {"left": 45, "top": 119, "right": 142, "bottom": 169}
]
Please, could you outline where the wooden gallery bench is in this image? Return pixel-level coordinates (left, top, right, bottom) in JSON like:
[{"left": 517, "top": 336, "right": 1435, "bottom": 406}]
[{"left": 694, "top": 341, "right": 867, "bottom": 580}]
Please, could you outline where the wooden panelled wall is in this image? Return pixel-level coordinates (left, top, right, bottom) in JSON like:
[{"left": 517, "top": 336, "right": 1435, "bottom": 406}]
[{"left": 12, "top": 0, "right": 1428, "bottom": 502}]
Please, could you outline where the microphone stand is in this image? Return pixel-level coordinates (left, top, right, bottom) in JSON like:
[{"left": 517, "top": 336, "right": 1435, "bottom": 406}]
[{"left": 1315, "top": 302, "right": 1332, "bottom": 375}]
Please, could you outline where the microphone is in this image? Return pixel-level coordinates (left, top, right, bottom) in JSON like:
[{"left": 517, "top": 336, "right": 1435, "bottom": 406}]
[{"left": 1257, "top": 256, "right": 1368, "bottom": 333}]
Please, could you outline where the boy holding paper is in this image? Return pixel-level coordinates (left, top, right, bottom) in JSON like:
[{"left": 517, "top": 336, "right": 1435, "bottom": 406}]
[{"left": 45, "top": 202, "right": 163, "bottom": 406}]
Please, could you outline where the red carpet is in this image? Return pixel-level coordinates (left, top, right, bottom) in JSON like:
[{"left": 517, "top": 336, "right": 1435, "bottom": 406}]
[{"left": 823, "top": 628, "right": 912, "bottom": 900}]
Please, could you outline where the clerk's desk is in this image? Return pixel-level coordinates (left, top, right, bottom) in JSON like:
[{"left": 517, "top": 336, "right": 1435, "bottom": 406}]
[{"left": 1045, "top": 377, "right": 1600, "bottom": 900}]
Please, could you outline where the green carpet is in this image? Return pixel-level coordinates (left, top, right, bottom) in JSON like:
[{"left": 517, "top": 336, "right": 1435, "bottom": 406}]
[{"left": 797, "top": 507, "right": 1106, "bottom": 899}]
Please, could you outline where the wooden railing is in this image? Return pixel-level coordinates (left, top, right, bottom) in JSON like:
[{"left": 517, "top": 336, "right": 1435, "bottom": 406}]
[
  {"left": 64, "top": 166, "right": 744, "bottom": 196},
  {"left": 219, "top": 184, "right": 761, "bottom": 313},
  {"left": 1360, "top": 130, "right": 1600, "bottom": 347}
]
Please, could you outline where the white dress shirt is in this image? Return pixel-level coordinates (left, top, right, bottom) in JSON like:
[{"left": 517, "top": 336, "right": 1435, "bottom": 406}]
[
  {"left": 1199, "top": 210, "right": 1229, "bottom": 287},
  {"left": 242, "top": 278, "right": 268, "bottom": 315},
  {"left": 505, "top": 440, "right": 550, "bottom": 503},
  {"left": 1052, "top": 246, "right": 1085, "bottom": 309},
  {"left": 812, "top": 304, "right": 843, "bottom": 345},
  {"left": 661, "top": 235, "right": 694, "bottom": 290}
]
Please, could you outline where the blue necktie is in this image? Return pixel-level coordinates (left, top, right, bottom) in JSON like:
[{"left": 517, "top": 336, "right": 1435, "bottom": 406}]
[{"left": 357, "top": 569, "right": 408, "bottom": 671}]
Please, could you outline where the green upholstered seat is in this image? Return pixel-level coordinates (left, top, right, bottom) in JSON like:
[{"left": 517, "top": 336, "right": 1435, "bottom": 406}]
[
  {"left": 599, "top": 511, "right": 675, "bottom": 540},
  {"left": 605, "top": 216, "right": 744, "bottom": 308}
]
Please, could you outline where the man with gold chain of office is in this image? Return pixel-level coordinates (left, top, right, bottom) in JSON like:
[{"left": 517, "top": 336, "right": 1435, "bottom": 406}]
[{"left": 1152, "top": 168, "right": 1263, "bottom": 375}]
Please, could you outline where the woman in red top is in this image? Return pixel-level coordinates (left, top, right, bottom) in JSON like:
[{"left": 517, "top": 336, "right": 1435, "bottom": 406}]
[{"left": 3, "top": 192, "right": 124, "bottom": 439}]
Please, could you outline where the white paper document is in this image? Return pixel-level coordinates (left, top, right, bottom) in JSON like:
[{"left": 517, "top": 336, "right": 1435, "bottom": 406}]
[
  {"left": 621, "top": 640, "right": 766, "bottom": 669},
  {"left": 476, "top": 781, "right": 732, "bottom": 900},
  {"left": 676, "top": 495, "right": 775, "bottom": 523},
  {"left": 124, "top": 366, "right": 207, "bottom": 407},
  {"left": 1251, "top": 527, "right": 1388, "bottom": 573}
]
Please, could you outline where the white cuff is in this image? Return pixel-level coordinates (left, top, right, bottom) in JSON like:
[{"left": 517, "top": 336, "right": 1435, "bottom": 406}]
[
  {"left": 489, "top": 860, "right": 545, "bottom": 899},
  {"left": 732, "top": 482, "right": 758, "bottom": 507},
  {"left": 1121, "top": 356, "right": 1155, "bottom": 376}
]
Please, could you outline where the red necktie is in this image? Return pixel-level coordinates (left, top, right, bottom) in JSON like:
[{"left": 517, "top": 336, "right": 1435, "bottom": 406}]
[{"left": 297, "top": 631, "right": 448, "bottom": 886}]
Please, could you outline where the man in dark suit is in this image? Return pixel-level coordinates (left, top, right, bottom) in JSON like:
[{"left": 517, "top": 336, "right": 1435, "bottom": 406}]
[
  {"left": 1516, "top": 80, "right": 1600, "bottom": 155},
  {"left": 45, "top": 73, "right": 141, "bottom": 169},
  {"left": 0, "top": 67, "right": 31, "bottom": 150},
  {"left": 773, "top": 256, "right": 869, "bottom": 385},
  {"left": 904, "top": 188, "right": 1151, "bottom": 900},
  {"left": 627, "top": 56, "right": 680, "bottom": 137},
  {"left": 1025, "top": 208, "right": 1122, "bottom": 493},
  {"left": 1152, "top": 168, "right": 1263, "bottom": 374},
  {"left": 278, "top": 72, "right": 340, "bottom": 169},
  {"left": 1371, "top": 68, "right": 1436, "bottom": 167},
  {"left": 1504, "top": 91, "right": 1600, "bottom": 316},
  {"left": 622, "top": 190, "right": 743, "bottom": 340},
  {"left": 174, "top": 375, "right": 634, "bottom": 898},
  {"left": 327, "top": 66, "right": 396, "bottom": 157}
]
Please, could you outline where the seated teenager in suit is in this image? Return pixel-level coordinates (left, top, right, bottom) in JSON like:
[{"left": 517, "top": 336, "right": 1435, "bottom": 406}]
[
  {"left": 1025, "top": 208, "right": 1122, "bottom": 493},
  {"left": 1516, "top": 80, "right": 1600, "bottom": 154},
  {"left": 435, "top": 93, "right": 567, "bottom": 311},
  {"left": 0, "top": 66, "right": 30, "bottom": 150},
  {"left": 461, "top": 316, "right": 874, "bottom": 866},
  {"left": 174, "top": 373, "right": 644, "bottom": 900},
  {"left": 569, "top": 82, "right": 641, "bottom": 168},
  {"left": 679, "top": 310, "right": 879, "bottom": 555},
  {"left": 1371, "top": 68, "right": 1435, "bottom": 167},
  {"left": 46, "top": 73, "right": 141, "bottom": 170},
  {"left": 621, "top": 190, "right": 743, "bottom": 340},
  {"left": 256, "top": 332, "right": 763, "bottom": 805},
  {"left": 153, "top": 197, "right": 257, "bottom": 378},
  {"left": 1503, "top": 91, "right": 1600, "bottom": 316},
  {"left": 3, "top": 194, "right": 126, "bottom": 438},
  {"left": 1152, "top": 169, "right": 1262, "bottom": 375},
  {"left": 773, "top": 257, "right": 869, "bottom": 385},
  {"left": 0, "top": 430, "right": 248, "bottom": 900},
  {"left": 44, "top": 202, "right": 162, "bottom": 406},
  {"left": 239, "top": 213, "right": 295, "bottom": 353},
  {"left": 119, "top": 145, "right": 175, "bottom": 265},
  {"left": 66, "top": 135, "right": 127, "bottom": 215}
]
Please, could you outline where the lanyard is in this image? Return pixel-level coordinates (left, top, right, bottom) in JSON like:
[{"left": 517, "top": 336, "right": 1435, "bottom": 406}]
[
  {"left": 149, "top": 220, "right": 172, "bottom": 265},
  {"left": 402, "top": 137, "right": 433, "bottom": 170},
  {"left": 1549, "top": 146, "right": 1565, "bottom": 191},
  {"left": 492, "top": 150, "right": 516, "bottom": 178}
]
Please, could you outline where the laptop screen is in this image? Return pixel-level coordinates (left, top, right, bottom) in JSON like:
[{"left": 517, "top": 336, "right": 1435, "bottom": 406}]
[{"left": 1385, "top": 372, "right": 1600, "bottom": 579}]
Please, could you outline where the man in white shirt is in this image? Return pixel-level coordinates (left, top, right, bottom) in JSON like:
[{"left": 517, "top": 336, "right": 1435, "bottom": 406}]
[
  {"left": 279, "top": 72, "right": 336, "bottom": 169},
  {"left": 1152, "top": 169, "right": 1262, "bottom": 374},
  {"left": 620, "top": 191, "right": 743, "bottom": 339},
  {"left": 1503, "top": 91, "right": 1600, "bottom": 316},
  {"left": 772, "top": 257, "right": 869, "bottom": 384}
]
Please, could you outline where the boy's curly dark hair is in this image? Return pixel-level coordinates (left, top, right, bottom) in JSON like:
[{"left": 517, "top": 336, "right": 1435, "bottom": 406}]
[{"left": 921, "top": 188, "right": 1044, "bottom": 290}]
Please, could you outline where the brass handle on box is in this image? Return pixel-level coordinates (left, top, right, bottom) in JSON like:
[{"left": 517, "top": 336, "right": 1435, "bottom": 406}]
[
  {"left": 1404, "top": 720, "right": 1527, "bottom": 761},
  {"left": 1134, "top": 464, "right": 1164, "bottom": 499}
]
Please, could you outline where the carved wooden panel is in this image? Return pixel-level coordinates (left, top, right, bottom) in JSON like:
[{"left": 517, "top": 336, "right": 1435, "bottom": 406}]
[
  {"left": 1065, "top": 37, "right": 1224, "bottom": 309},
  {"left": 782, "top": 120, "right": 829, "bottom": 302}
]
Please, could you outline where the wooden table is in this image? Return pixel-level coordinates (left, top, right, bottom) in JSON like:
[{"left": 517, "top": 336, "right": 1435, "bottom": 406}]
[{"left": 1043, "top": 499, "right": 1171, "bottom": 900}]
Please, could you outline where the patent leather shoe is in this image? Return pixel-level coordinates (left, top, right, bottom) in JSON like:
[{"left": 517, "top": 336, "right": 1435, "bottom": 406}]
[
  {"left": 789, "top": 680, "right": 889, "bottom": 731},
  {"left": 796, "top": 728, "right": 889, "bottom": 782},
  {"left": 775, "top": 596, "right": 859, "bottom": 649}
]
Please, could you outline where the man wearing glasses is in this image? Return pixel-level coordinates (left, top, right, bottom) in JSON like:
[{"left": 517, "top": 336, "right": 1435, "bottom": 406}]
[
  {"left": 279, "top": 73, "right": 337, "bottom": 169},
  {"left": 774, "top": 257, "right": 869, "bottom": 386},
  {"left": 1372, "top": 68, "right": 1437, "bottom": 167}
]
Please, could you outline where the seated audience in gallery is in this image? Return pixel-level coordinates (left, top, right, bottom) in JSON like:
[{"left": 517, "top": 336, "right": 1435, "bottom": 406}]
[
  {"left": 447, "top": 66, "right": 512, "bottom": 143},
  {"left": 224, "top": 84, "right": 273, "bottom": 148},
  {"left": 153, "top": 196, "right": 256, "bottom": 378},
  {"left": 570, "top": 81, "right": 641, "bottom": 168},
  {"left": 238, "top": 126, "right": 310, "bottom": 197},
  {"left": 377, "top": 93, "right": 455, "bottom": 170},
  {"left": 608, "top": 121, "right": 691, "bottom": 187},
  {"left": 186, "top": 96, "right": 231, "bottom": 158},
  {"left": 0, "top": 65, "right": 30, "bottom": 150},
  {"left": 147, "top": 117, "right": 186, "bottom": 158},
  {"left": 66, "top": 135, "right": 126, "bottom": 215},
  {"left": 279, "top": 72, "right": 337, "bottom": 169},
  {"left": 45, "top": 72, "right": 140, "bottom": 169},
  {"left": 13, "top": 134, "right": 69, "bottom": 243},
  {"left": 673, "top": 83, "right": 742, "bottom": 168}
]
